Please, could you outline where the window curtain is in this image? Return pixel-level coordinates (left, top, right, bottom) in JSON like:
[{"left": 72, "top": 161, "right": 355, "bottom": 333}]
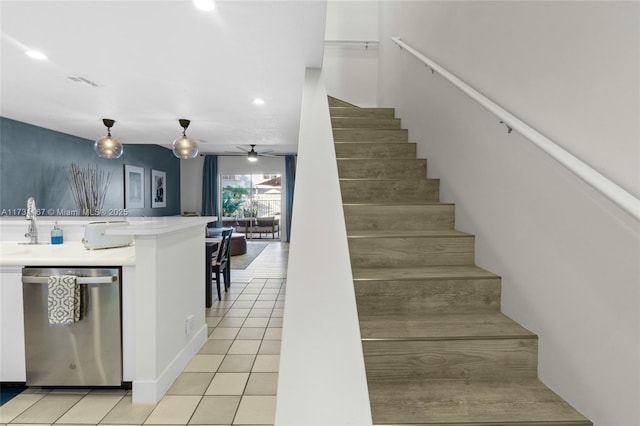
[
  {"left": 202, "top": 155, "right": 220, "bottom": 226},
  {"left": 285, "top": 155, "right": 296, "bottom": 242}
]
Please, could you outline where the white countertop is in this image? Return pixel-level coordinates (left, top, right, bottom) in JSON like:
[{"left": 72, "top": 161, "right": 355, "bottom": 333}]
[
  {"left": 0, "top": 217, "right": 215, "bottom": 266},
  {"left": 106, "top": 217, "right": 215, "bottom": 236},
  {"left": 1, "top": 216, "right": 216, "bottom": 240},
  {"left": 1, "top": 216, "right": 215, "bottom": 233},
  {"left": 0, "top": 241, "right": 135, "bottom": 266}
]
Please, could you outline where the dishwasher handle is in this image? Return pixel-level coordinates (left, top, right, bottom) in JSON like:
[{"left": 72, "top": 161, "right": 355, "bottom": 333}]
[{"left": 22, "top": 275, "right": 117, "bottom": 285}]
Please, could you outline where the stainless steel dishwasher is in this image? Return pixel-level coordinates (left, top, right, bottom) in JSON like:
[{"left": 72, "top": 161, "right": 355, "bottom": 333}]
[{"left": 22, "top": 267, "right": 122, "bottom": 386}]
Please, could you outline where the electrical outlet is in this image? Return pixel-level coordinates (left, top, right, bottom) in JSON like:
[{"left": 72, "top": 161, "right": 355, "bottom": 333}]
[{"left": 185, "top": 314, "right": 194, "bottom": 336}]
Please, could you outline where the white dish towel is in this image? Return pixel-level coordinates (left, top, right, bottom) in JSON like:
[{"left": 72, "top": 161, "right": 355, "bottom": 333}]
[{"left": 47, "top": 275, "right": 80, "bottom": 326}]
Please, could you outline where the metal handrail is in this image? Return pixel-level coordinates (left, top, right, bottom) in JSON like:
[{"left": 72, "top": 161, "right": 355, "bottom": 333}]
[{"left": 391, "top": 36, "right": 640, "bottom": 222}]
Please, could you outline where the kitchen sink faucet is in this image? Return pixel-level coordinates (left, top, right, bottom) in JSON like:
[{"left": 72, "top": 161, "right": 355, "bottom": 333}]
[{"left": 25, "top": 197, "right": 38, "bottom": 244}]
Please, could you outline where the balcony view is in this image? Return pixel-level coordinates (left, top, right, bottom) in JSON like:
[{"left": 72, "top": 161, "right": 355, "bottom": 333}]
[{"left": 221, "top": 174, "right": 282, "bottom": 240}]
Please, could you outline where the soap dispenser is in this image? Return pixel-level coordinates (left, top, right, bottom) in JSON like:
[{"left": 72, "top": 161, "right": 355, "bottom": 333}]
[{"left": 50, "top": 222, "right": 63, "bottom": 245}]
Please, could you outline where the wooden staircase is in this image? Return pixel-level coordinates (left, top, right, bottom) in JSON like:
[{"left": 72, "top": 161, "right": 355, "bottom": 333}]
[{"left": 330, "top": 100, "right": 591, "bottom": 425}]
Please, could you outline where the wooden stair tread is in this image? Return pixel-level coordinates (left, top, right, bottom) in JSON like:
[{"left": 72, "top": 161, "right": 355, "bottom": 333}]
[
  {"left": 333, "top": 126, "right": 406, "bottom": 130},
  {"left": 330, "top": 106, "right": 395, "bottom": 116},
  {"left": 333, "top": 128, "right": 408, "bottom": 137},
  {"left": 337, "top": 157, "right": 423, "bottom": 162},
  {"left": 343, "top": 201, "right": 451, "bottom": 207},
  {"left": 359, "top": 312, "right": 535, "bottom": 340},
  {"left": 339, "top": 177, "right": 436, "bottom": 181},
  {"left": 352, "top": 265, "right": 498, "bottom": 281},
  {"left": 348, "top": 229, "right": 472, "bottom": 238},
  {"left": 334, "top": 141, "right": 408, "bottom": 144},
  {"left": 330, "top": 116, "right": 394, "bottom": 119},
  {"left": 336, "top": 157, "right": 418, "bottom": 160},
  {"left": 368, "top": 378, "right": 591, "bottom": 425},
  {"left": 338, "top": 178, "right": 438, "bottom": 183}
]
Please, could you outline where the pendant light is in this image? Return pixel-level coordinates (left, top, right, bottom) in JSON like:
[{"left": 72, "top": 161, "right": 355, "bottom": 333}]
[
  {"left": 95, "top": 118, "right": 123, "bottom": 159},
  {"left": 172, "top": 119, "right": 199, "bottom": 159}
]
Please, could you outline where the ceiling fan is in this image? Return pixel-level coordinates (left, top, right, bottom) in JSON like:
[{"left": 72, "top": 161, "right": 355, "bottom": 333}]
[{"left": 234, "top": 144, "right": 275, "bottom": 162}]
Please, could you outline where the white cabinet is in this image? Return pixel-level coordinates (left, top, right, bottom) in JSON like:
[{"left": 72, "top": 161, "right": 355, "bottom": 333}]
[
  {"left": 0, "top": 217, "right": 211, "bottom": 401},
  {"left": 0, "top": 266, "right": 26, "bottom": 381}
]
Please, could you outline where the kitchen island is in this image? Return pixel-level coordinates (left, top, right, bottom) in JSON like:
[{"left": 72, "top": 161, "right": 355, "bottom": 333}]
[{"left": 0, "top": 216, "right": 214, "bottom": 403}]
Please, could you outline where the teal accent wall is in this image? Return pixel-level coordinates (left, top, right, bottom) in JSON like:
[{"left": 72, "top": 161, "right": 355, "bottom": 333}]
[{"left": 0, "top": 117, "right": 181, "bottom": 217}]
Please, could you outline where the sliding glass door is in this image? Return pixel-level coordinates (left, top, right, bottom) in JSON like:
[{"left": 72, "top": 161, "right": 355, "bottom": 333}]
[{"left": 221, "top": 174, "right": 282, "bottom": 239}]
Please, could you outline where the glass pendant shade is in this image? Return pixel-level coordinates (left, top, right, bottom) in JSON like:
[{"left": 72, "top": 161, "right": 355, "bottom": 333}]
[
  {"left": 95, "top": 119, "right": 123, "bottom": 159},
  {"left": 172, "top": 135, "right": 199, "bottom": 159},
  {"left": 172, "top": 119, "right": 199, "bottom": 159}
]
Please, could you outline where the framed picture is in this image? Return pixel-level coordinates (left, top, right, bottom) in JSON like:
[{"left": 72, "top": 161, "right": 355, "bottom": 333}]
[
  {"left": 151, "top": 169, "right": 167, "bottom": 208},
  {"left": 124, "top": 165, "right": 144, "bottom": 209}
]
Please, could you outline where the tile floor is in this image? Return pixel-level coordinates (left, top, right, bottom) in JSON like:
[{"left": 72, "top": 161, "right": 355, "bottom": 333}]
[{"left": 0, "top": 242, "right": 288, "bottom": 426}]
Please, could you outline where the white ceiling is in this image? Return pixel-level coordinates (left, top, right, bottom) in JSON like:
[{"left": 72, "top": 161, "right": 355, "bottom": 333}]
[{"left": 0, "top": 0, "right": 327, "bottom": 156}]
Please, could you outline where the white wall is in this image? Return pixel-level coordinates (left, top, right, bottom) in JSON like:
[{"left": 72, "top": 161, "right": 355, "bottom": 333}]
[
  {"left": 323, "top": 1, "right": 379, "bottom": 106},
  {"left": 217, "top": 155, "right": 285, "bottom": 177},
  {"left": 180, "top": 156, "right": 204, "bottom": 215},
  {"left": 325, "top": 0, "right": 379, "bottom": 41},
  {"left": 377, "top": 1, "right": 640, "bottom": 425},
  {"left": 275, "top": 68, "right": 372, "bottom": 425},
  {"left": 133, "top": 225, "right": 207, "bottom": 403},
  {"left": 379, "top": 0, "right": 639, "bottom": 197}
]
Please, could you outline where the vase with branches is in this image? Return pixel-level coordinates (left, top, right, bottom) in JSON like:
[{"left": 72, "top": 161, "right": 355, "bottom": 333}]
[{"left": 66, "top": 163, "right": 113, "bottom": 215}]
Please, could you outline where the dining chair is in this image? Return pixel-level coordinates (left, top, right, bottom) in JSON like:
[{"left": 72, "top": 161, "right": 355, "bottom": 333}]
[{"left": 211, "top": 228, "right": 233, "bottom": 302}]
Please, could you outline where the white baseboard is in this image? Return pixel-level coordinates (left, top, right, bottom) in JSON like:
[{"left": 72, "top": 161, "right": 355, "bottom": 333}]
[{"left": 131, "top": 324, "right": 208, "bottom": 404}]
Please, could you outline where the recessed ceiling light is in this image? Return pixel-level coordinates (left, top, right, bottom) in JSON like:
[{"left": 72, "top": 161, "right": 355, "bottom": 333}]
[
  {"left": 253, "top": 98, "right": 265, "bottom": 105},
  {"left": 26, "top": 50, "right": 47, "bottom": 61},
  {"left": 193, "top": 0, "right": 215, "bottom": 11}
]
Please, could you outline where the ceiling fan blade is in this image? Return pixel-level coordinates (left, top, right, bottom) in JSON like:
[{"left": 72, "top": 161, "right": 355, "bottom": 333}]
[
  {"left": 258, "top": 153, "right": 276, "bottom": 157},
  {"left": 235, "top": 146, "right": 247, "bottom": 152}
]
